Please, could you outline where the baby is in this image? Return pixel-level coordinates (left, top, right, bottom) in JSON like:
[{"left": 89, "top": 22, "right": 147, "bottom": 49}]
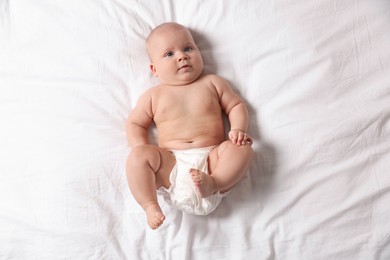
[{"left": 126, "top": 22, "right": 253, "bottom": 230}]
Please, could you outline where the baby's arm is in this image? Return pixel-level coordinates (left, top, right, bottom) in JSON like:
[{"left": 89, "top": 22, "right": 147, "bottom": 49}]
[
  {"left": 126, "top": 90, "right": 154, "bottom": 147},
  {"left": 211, "top": 75, "right": 253, "bottom": 146}
]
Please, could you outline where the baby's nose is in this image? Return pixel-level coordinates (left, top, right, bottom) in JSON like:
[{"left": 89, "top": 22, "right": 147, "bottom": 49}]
[{"left": 178, "top": 53, "right": 188, "bottom": 61}]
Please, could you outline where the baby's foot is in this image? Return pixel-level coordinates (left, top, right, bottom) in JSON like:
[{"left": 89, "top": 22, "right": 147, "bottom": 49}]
[
  {"left": 144, "top": 203, "right": 165, "bottom": 230},
  {"left": 189, "top": 168, "right": 216, "bottom": 198}
]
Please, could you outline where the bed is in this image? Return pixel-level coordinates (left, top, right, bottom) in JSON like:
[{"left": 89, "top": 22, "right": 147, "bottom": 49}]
[{"left": 1, "top": 0, "right": 389, "bottom": 259}]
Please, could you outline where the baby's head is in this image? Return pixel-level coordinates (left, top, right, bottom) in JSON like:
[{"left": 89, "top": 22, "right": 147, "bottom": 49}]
[{"left": 146, "top": 22, "right": 204, "bottom": 86}]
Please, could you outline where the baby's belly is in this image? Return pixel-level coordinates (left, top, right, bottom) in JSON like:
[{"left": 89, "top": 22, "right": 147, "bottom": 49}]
[
  {"left": 160, "top": 136, "right": 224, "bottom": 150},
  {"left": 157, "top": 122, "right": 226, "bottom": 150},
  {"left": 156, "top": 114, "right": 226, "bottom": 149}
]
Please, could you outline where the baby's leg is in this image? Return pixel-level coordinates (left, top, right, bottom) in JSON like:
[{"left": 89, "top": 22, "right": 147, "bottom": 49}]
[
  {"left": 190, "top": 141, "right": 253, "bottom": 197},
  {"left": 126, "top": 145, "right": 175, "bottom": 229}
]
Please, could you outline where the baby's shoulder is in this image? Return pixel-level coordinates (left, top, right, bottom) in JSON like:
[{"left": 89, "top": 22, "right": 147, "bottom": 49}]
[
  {"left": 200, "top": 73, "right": 225, "bottom": 82},
  {"left": 201, "top": 74, "right": 229, "bottom": 86},
  {"left": 139, "top": 85, "right": 163, "bottom": 97},
  {"left": 200, "top": 74, "right": 230, "bottom": 93},
  {"left": 135, "top": 86, "right": 163, "bottom": 108}
]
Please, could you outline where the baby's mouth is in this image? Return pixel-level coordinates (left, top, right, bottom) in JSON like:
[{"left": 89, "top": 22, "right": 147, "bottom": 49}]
[{"left": 178, "top": 65, "right": 191, "bottom": 71}]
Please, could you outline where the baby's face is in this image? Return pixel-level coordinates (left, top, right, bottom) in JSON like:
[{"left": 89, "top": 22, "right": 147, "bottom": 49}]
[{"left": 147, "top": 25, "right": 204, "bottom": 86}]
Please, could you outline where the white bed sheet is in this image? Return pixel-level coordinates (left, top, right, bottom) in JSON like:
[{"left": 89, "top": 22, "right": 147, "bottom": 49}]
[{"left": 1, "top": 0, "right": 389, "bottom": 259}]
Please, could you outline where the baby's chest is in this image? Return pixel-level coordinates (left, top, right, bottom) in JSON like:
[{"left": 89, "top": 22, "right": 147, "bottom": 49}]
[{"left": 154, "top": 89, "right": 220, "bottom": 118}]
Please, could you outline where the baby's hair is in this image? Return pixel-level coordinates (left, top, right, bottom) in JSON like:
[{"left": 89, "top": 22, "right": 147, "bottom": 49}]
[{"left": 145, "top": 22, "right": 191, "bottom": 59}]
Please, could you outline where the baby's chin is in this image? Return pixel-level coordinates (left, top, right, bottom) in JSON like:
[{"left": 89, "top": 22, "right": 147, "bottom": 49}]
[{"left": 163, "top": 72, "right": 203, "bottom": 86}]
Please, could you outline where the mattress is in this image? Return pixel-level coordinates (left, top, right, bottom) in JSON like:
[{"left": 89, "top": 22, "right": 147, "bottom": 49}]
[{"left": 0, "top": 0, "right": 389, "bottom": 259}]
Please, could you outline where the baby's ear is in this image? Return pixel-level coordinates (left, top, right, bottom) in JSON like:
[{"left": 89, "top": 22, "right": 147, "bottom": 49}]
[{"left": 150, "top": 64, "right": 158, "bottom": 77}]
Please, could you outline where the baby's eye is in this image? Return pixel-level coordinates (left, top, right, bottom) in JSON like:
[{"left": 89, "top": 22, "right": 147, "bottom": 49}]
[
  {"left": 184, "top": 47, "right": 192, "bottom": 52},
  {"left": 164, "top": 51, "right": 174, "bottom": 57}
]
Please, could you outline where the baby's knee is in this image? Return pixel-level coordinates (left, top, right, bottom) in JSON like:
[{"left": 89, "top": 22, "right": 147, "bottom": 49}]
[
  {"left": 128, "top": 145, "right": 160, "bottom": 165},
  {"left": 221, "top": 140, "right": 253, "bottom": 156}
]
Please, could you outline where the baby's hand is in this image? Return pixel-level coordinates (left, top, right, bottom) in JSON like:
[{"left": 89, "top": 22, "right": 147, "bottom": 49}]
[{"left": 229, "top": 129, "right": 253, "bottom": 146}]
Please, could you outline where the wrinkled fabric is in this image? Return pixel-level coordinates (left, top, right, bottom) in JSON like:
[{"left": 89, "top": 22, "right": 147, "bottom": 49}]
[{"left": 0, "top": 0, "right": 389, "bottom": 259}]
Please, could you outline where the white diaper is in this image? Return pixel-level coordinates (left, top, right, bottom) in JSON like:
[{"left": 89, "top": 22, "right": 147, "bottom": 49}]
[{"left": 158, "top": 146, "right": 229, "bottom": 215}]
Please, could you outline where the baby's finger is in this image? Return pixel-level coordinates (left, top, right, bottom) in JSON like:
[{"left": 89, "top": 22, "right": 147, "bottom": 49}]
[
  {"left": 241, "top": 133, "right": 251, "bottom": 145},
  {"left": 247, "top": 136, "right": 253, "bottom": 145},
  {"left": 237, "top": 131, "right": 246, "bottom": 145},
  {"left": 241, "top": 133, "right": 248, "bottom": 145},
  {"left": 229, "top": 132, "right": 238, "bottom": 144}
]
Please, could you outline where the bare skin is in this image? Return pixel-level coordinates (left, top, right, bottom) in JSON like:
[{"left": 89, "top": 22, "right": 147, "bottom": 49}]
[{"left": 126, "top": 23, "right": 253, "bottom": 229}]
